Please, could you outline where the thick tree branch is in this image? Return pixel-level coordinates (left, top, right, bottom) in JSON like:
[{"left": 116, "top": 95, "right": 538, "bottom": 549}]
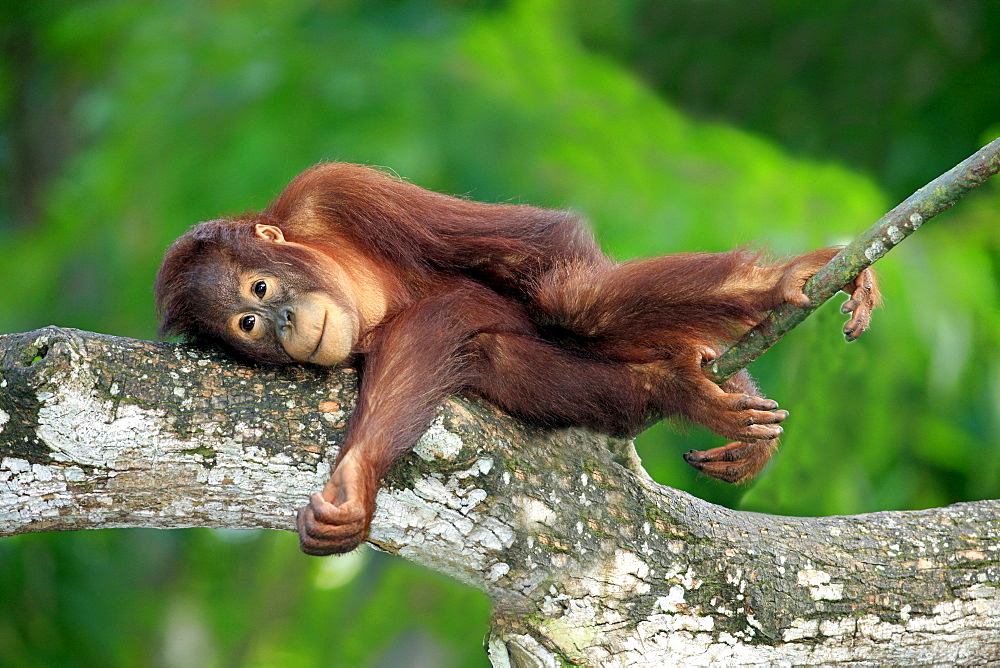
[
  {"left": 706, "top": 136, "right": 1000, "bottom": 383},
  {"left": 1, "top": 327, "right": 998, "bottom": 666}
]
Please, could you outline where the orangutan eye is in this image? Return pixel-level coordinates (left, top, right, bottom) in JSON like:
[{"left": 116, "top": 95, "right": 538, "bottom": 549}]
[
  {"left": 253, "top": 280, "right": 267, "bottom": 299},
  {"left": 239, "top": 314, "right": 256, "bottom": 332}
]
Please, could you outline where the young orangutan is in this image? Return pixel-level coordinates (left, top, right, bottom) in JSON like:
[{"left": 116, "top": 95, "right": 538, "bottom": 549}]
[{"left": 155, "top": 163, "right": 879, "bottom": 555}]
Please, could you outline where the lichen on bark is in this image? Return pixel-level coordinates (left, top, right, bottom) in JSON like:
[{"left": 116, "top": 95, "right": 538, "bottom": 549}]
[{"left": 2, "top": 326, "right": 998, "bottom": 666}]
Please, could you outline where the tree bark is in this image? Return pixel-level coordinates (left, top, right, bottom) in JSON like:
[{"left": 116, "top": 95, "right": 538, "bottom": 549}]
[{"left": 1, "top": 327, "right": 998, "bottom": 666}]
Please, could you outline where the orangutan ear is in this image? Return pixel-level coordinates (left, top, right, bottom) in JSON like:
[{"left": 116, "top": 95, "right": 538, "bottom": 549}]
[{"left": 255, "top": 224, "right": 286, "bottom": 243}]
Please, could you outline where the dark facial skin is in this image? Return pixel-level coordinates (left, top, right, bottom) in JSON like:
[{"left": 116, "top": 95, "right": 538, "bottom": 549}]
[{"left": 223, "top": 225, "right": 362, "bottom": 367}]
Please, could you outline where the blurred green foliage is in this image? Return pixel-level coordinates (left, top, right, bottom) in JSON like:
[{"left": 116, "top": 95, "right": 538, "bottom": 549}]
[{"left": 1, "top": 0, "right": 997, "bottom": 664}]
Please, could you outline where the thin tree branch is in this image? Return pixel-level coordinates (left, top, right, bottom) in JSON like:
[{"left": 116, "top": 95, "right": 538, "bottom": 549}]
[{"left": 705, "top": 136, "right": 1000, "bottom": 383}]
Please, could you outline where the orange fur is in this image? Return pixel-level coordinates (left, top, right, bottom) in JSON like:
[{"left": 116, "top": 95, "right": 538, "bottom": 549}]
[{"left": 155, "top": 163, "right": 881, "bottom": 555}]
